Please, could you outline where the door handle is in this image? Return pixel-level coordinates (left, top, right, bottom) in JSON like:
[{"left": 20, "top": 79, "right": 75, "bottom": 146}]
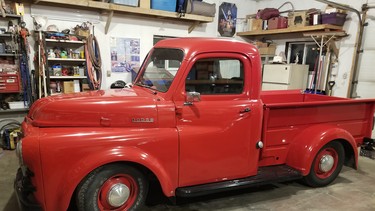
[{"left": 240, "top": 107, "right": 251, "bottom": 113}]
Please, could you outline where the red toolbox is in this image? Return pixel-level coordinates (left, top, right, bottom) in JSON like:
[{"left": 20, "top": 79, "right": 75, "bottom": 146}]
[
  {"left": 268, "top": 16, "right": 288, "bottom": 30},
  {"left": 0, "top": 72, "right": 20, "bottom": 93}
]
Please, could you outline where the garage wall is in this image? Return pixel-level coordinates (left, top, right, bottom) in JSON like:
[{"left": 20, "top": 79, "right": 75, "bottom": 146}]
[
  {"left": 255, "top": 0, "right": 375, "bottom": 98},
  {"left": 19, "top": 0, "right": 375, "bottom": 98},
  {"left": 357, "top": 6, "right": 375, "bottom": 99},
  {"left": 21, "top": 0, "right": 258, "bottom": 89}
]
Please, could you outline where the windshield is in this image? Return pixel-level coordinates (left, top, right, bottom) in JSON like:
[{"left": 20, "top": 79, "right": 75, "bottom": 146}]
[{"left": 135, "top": 48, "right": 184, "bottom": 92}]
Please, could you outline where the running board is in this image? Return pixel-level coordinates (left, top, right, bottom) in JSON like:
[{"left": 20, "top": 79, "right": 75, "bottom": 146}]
[{"left": 176, "top": 165, "right": 302, "bottom": 197}]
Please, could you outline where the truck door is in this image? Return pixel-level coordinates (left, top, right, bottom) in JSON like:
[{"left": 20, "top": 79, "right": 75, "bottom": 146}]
[{"left": 174, "top": 53, "right": 262, "bottom": 187}]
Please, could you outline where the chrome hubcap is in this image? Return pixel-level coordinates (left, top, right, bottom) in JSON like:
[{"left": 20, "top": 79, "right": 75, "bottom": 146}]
[
  {"left": 319, "top": 154, "right": 334, "bottom": 172},
  {"left": 107, "top": 183, "right": 130, "bottom": 207}
]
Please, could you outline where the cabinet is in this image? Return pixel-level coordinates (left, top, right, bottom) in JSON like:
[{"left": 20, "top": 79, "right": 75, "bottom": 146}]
[
  {"left": 37, "top": 32, "right": 87, "bottom": 96},
  {"left": 262, "top": 64, "right": 309, "bottom": 91},
  {"left": 0, "top": 14, "right": 22, "bottom": 94}
]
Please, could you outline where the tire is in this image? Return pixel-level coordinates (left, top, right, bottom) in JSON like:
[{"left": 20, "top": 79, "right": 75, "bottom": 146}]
[
  {"left": 303, "top": 141, "right": 345, "bottom": 187},
  {"left": 76, "top": 163, "right": 148, "bottom": 211}
]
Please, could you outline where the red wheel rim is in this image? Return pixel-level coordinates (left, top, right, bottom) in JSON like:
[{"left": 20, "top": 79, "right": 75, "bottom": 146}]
[
  {"left": 314, "top": 147, "right": 338, "bottom": 179},
  {"left": 97, "top": 174, "right": 138, "bottom": 210}
]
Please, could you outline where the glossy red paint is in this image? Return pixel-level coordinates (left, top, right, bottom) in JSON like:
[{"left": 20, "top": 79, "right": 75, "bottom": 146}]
[
  {"left": 313, "top": 148, "right": 338, "bottom": 179},
  {"left": 97, "top": 174, "right": 138, "bottom": 210},
  {"left": 16, "top": 38, "right": 375, "bottom": 211}
]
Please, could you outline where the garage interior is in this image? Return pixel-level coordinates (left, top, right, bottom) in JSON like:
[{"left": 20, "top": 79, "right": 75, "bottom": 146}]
[{"left": 1, "top": 0, "right": 375, "bottom": 210}]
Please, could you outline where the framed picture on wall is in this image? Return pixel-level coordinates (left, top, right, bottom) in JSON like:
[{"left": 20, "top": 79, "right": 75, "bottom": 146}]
[{"left": 218, "top": 2, "right": 237, "bottom": 37}]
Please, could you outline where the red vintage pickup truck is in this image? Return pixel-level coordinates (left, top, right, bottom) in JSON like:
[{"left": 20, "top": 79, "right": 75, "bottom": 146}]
[{"left": 15, "top": 38, "right": 375, "bottom": 211}]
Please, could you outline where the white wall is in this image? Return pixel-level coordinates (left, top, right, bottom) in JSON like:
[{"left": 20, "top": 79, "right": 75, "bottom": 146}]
[
  {"left": 22, "top": 0, "right": 256, "bottom": 89},
  {"left": 255, "top": 0, "right": 366, "bottom": 97},
  {"left": 21, "top": 0, "right": 374, "bottom": 97}
]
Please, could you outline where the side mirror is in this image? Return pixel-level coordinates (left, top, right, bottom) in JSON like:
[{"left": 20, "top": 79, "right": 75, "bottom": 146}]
[{"left": 185, "top": 91, "right": 201, "bottom": 105}]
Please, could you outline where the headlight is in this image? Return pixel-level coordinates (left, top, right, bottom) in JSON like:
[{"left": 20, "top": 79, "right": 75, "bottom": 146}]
[{"left": 16, "top": 140, "right": 23, "bottom": 166}]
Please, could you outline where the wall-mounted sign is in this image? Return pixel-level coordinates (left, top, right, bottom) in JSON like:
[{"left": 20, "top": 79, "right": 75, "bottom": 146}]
[{"left": 218, "top": 2, "right": 237, "bottom": 37}]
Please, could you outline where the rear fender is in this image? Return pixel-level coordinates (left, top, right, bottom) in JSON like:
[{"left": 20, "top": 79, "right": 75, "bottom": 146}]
[{"left": 286, "top": 125, "right": 357, "bottom": 175}]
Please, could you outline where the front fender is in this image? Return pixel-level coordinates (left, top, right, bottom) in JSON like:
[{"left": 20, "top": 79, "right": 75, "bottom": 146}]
[
  {"left": 38, "top": 127, "right": 178, "bottom": 211},
  {"left": 286, "top": 124, "right": 357, "bottom": 175}
]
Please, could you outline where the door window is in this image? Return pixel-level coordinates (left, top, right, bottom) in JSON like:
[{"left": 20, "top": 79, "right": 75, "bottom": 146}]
[{"left": 185, "top": 58, "right": 244, "bottom": 94}]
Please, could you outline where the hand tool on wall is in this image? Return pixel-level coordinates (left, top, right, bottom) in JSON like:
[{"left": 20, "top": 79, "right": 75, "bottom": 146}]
[{"left": 327, "top": 81, "right": 335, "bottom": 96}]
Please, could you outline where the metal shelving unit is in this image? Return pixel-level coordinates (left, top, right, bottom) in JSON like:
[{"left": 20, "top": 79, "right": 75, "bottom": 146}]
[{"left": 36, "top": 32, "right": 88, "bottom": 97}]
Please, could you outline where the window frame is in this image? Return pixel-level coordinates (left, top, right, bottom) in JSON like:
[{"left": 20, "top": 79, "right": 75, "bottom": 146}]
[{"left": 184, "top": 57, "right": 246, "bottom": 96}]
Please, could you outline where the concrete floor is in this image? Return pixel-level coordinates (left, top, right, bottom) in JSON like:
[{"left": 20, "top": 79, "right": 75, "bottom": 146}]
[{"left": 1, "top": 149, "right": 375, "bottom": 211}]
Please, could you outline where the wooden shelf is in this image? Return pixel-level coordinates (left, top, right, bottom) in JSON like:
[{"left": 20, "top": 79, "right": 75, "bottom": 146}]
[
  {"left": 45, "top": 39, "right": 86, "bottom": 44},
  {"left": 0, "top": 108, "right": 29, "bottom": 113},
  {"left": 34, "top": 0, "right": 214, "bottom": 33},
  {"left": 237, "top": 24, "right": 346, "bottom": 40},
  {"left": 1, "top": 14, "right": 22, "bottom": 19},
  {"left": 0, "top": 54, "right": 20, "bottom": 57},
  {"left": 50, "top": 76, "right": 86, "bottom": 79},
  {"left": 0, "top": 34, "right": 13, "bottom": 37},
  {"left": 48, "top": 58, "right": 86, "bottom": 61}
]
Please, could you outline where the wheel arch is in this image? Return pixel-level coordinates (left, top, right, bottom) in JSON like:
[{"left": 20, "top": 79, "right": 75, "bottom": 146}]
[
  {"left": 59, "top": 147, "right": 177, "bottom": 211},
  {"left": 286, "top": 124, "right": 358, "bottom": 176}
]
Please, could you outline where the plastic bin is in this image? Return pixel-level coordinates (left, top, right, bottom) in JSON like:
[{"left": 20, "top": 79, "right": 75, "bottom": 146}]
[
  {"left": 151, "top": 0, "right": 177, "bottom": 12},
  {"left": 110, "top": 0, "right": 139, "bottom": 7},
  {"left": 8, "top": 101, "right": 28, "bottom": 109},
  {"left": 321, "top": 13, "right": 347, "bottom": 26}
]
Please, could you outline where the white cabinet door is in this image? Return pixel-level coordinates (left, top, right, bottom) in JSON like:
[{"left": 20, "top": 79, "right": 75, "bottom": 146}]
[
  {"left": 262, "top": 83, "right": 289, "bottom": 90},
  {"left": 262, "top": 64, "right": 309, "bottom": 91},
  {"left": 263, "top": 65, "right": 291, "bottom": 84}
]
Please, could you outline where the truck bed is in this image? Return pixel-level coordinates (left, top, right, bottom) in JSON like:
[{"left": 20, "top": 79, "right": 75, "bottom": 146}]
[{"left": 259, "top": 90, "right": 375, "bottom": 167}]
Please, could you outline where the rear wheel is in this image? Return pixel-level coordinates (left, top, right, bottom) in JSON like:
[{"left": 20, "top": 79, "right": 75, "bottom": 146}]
[
  {"left": 304, "top": 141, "right": 344, "bottom": 187},
  {"left": 76, "top": 164, "right": 148, "bottom": 211}
]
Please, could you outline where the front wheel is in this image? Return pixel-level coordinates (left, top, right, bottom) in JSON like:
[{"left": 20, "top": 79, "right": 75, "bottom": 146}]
[
  {"left": 76, "top": 163, "right": 148, "bottom": 211},
  {"left": 303, "top": 141, "right": 345, "bottom": 187}
]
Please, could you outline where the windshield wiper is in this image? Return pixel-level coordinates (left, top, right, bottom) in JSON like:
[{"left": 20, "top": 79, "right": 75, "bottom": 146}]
[
  {"left": 134, "top": 82, "right": 157, "bottom": 95},
  {"left": 134, "top": 82, "right": 152, "bottom": 88}
]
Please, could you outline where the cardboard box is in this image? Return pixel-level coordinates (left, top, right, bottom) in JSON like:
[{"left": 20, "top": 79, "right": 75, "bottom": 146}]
[
  {"left": 248, "top": 18, "right": 263, "bottom": 31},
  {"left": 258, "top": 44, "right": 276, "bottom": 55},
  {"left": 13, "top": 3, "right": 24, "bottom": 16},
  {"left": 288, "top": 11, "right": 309, "bottom": 28},
  {"left": 110, "top": 0, "right": 139, "bottom": 7},
  {"left": 254, "top": 41, "right": 268, "bottom": 48},
  {"left": 139, "top": 0, "right": 150, "bottom": 8},
  {"left": 63, "top": 81, "right": 75, "bottom": 94}
]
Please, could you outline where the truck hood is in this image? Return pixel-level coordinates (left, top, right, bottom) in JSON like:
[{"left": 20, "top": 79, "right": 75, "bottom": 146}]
[{"left": 28, "top": 88, "right": 159, "bottom": 127}]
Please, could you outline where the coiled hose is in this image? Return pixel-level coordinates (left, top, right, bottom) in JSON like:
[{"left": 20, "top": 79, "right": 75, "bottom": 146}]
[{"left": 85, "top": 34, "right": 102, "bottom": 90}]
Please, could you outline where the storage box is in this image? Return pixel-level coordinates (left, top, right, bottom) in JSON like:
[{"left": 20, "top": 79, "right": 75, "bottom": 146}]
[
  {"left": 247, "top": 18, "right": 263, "bottom": 31},
  {"left": 288, "top": 11, "right": 309, "bottom": 28},
  {"left": 151, "top": 0, "right": 176, "bottom": 12},
  {"left": 13, "top": 3, "right": 24, "bottom": 15},
  {"left": 268, "top": 16, "right": 288, "bottom": 30},
  {"left": 254, "top": 41, "right": 268, "bottom": 48},
  {"left": 322, "top": 13, "right": 347, "bottom": 26},
  {"left": 110, "top": 0, "right": 139, "bottom": 7},
  {"left": 258, "top": 44, "right": 276, "bottom": 55},
  {"left": 139, "top": 0, "right": 150, "bottom": 8},
  {"left": 63, "top": 81, "right": 75, "bottom": 94},
  {"left": 8, "top": 101, "right": 28, "bottom": 109},
  {"left": 75, "top": 28, "right": 89, "bottom": 38},
  {"left": 52, "top": 65, "right": 62, "bottom": 76}
]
